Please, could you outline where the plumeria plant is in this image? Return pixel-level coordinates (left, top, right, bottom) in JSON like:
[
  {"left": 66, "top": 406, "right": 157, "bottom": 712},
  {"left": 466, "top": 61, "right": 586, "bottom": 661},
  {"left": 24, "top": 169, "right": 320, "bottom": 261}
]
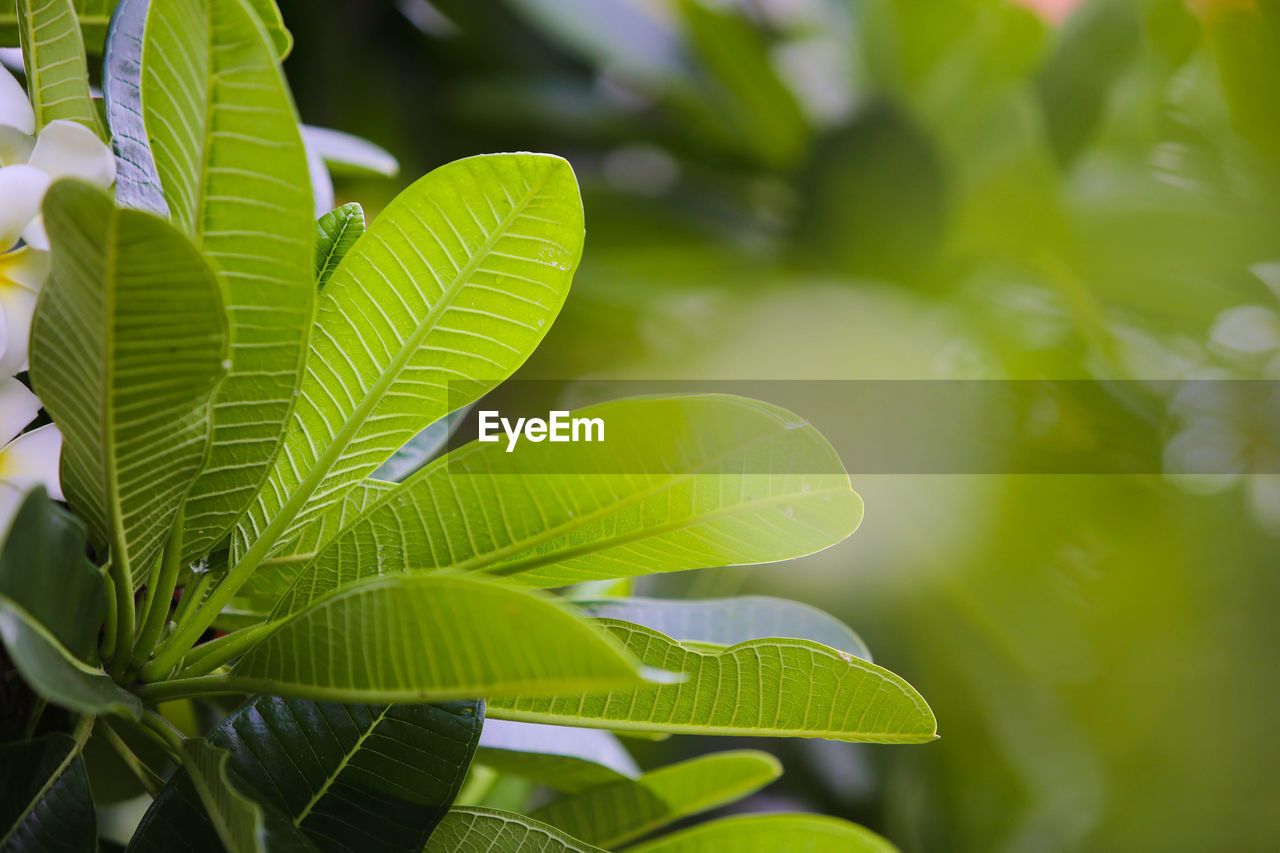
[{"left": 0, "top": 1, "right": 936, "bottom": 851}]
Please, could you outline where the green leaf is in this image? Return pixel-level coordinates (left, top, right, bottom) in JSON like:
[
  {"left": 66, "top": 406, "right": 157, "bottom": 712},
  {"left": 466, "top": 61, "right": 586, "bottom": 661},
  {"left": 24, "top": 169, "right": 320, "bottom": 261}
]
[
  {"left": 626, "top": 813, "right": 899, "bottom": 853},
  {"left": 102, "top": 0, "right": 169, "bottom": 216},
  {"left": 423, "top": 808, "right": 607, "bottom": 853},
  {"left": 0, "top": 733, "right": 97, "bottom": 851},
  {"left": 235, "top": 152, "right": 582, "bottom": 568},
  {"left": 0, "top": 598, "right": 141, "bottom": 718},
  {"left": 575, "top": 595, "right": 871, "bottom": 661},
  {"left": 238, "top": 479, "right": 394, "bottom": 604},
  {"left": 243, "top": 0, "right": 290, "bottom": 58},
  {"left": 28, "top": 179, "right": 227, "bottom": 588},
  {"left": 14, "top": 0, "right": 106, "bottom": 136},
  {"left": 222, "top": 574, "right": 644, "bottom": 702},
  {"left": 0, "top": 0, "right": 115, "bottom": 52},
  {"left": 135, "top": 697, "right": 481, "bottom": 853},
  {"left": 489, "top": 620, "right": 937, "bottom": 743},
  {"left": 475, "top": 719, "right": 639, "bottom": 793},
  {"left": 271, "top": 395, "right": 860, "bottom": 615},
  {"left": 130, "top": 739, "right": 316, "bottom": 853},
  {"left": 314, "top": 202, "right": 364, "bottom": 291},
  {"left": 135, "top": 0, "right": 315, "bottom": 563},
  {"left": 371, "top": 405, "right": 468, "bottom": 483},
  {"left": 0, "top": 488, "right": 105, "bottom": 660},
  {"left": 531, "top": 750, "right": 781, "bottom": 848}
]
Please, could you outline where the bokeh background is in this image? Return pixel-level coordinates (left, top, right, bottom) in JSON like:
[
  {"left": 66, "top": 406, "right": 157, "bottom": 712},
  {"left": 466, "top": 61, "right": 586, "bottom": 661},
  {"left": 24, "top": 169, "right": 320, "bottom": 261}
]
[{"left": 275, "top": 1, "right": 1280, "bottom": 850}]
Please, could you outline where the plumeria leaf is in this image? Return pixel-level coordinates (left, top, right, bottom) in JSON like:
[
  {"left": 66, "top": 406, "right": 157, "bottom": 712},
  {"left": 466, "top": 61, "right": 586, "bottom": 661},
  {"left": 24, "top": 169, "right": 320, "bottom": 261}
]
[
  {"left": 14, "top": 0, "right": 107, "bottom": 137},
  {"left": 218, "top": 574, "right": 646, "bottom": 702},
  {"left": 575, "top": 595, "right": 872, "bottom": 661},
  {"left": 625, "top": 813, "right": 899, "bottom": 853},
  {"left": 132, "top": 0, "right": 315, "bottom": 564},
  {"left": 423, "top": 808, "right": 607, "bottom": 853},
  {"left": 135, "top": 697, "right": 481, "bottom": 853},
  {"left": 102, "top": 0, "right": 168, "bottom": 216},
  {"left": 0, "top": 597, "right": 141, "bottom": 717},
  {"left": 130, "top": 739, "right": 316, "bottom": 853},
  {"left": 234, "top": 153, "right": 582, "bottom": 570},
  {"left": 489, "top": 620, "right": 937, "bottom": 743},
  {"left": 313, "top": 202, "right": 364, "bottom": 291},
  {"left": 2, "top": 1, "right": 124, "bottom": 52},
  {"left": 531, "top": 751, "right": 781, "bottom": 848},
  {"left": 270, "top": 394, "right": 860, "bottom": 616},
  {"left": 475, "top": 719, "right": 640, "bottom": 793},
  {"left": 370, "top": 405, "right": 469, "bottom": 483},
  {"left": 0, "top": 733, "right": 97, "bottom": 851},
  {"left": 29, "top": 180, "right": 227, "bottom": 591},
  {"left": 0, "top": 488, "right": 105, "bottom": 660}
]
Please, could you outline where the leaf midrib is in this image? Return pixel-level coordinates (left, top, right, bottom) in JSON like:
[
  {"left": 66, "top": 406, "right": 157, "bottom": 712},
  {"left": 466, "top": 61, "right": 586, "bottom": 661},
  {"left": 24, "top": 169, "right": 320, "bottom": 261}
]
[
  {"left": 249, "top": 162, "right": 555, "bottom": 567},
  {"left": 291, "top": 704, "right": 391, "bottom": 826}
]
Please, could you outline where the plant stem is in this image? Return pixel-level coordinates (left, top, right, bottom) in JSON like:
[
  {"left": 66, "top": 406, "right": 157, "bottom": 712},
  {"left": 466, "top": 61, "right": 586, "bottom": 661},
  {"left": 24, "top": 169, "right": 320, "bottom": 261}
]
[
  {"left": 135, "top": 674, "right": 242, "bottom": 704},
  {"left": 107, "top": 555, "right": 136, "bottom": 681},
  {"left": 140, "top": 710, "right": 187, "bottom": 754},
  {"left": 176, "top": 621, "right": 274, "bottom": 679},
  {"left": 146, "top": 514, "right": 292, "bottom": 677},
  {"left": 99, "top": 569, "right": 117, "bottom": 662},
  {"left": 96, "top": 719, "right": 164, "bottom": 798},
  {"left": 133, "top": 510, "right": 185, "bottom": 666},
  {"left": 22, "top": 697, "right": 47, "bottom": 739}
]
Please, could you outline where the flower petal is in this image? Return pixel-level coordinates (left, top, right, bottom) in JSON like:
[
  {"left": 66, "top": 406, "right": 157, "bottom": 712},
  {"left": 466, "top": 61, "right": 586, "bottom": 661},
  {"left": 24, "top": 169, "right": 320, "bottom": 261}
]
[
  {"left": 20, "top": 214, "right": 48, "bottom": 251},
  {"left": 0, "top": 164, "right": 51, "bottom": 250},
  {"left": 0, "top": 376, "right": 40, "bottom": 445},
  {"left": 0, "top": 124, "right": 34, "bottom": 167},
  {"left": 0, "top": 422, "right": 63, "bottom": 501},
  {"left": 0, "top": 250, "right": 43, "bottom": 376},
  {"left": 0, "top": 65, "right": 34, "bottom": 136},
  {"left": 28, "top": 119, "right": 116, "bottom": 188}
]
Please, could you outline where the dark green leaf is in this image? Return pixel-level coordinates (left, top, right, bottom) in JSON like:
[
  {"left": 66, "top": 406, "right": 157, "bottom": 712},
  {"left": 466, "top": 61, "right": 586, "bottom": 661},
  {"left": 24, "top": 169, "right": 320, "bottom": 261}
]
[
  {"left": 0, "top": 598, "right": 141, "bottom": 718},
  {"left": 0, "top": 733, "right": 97, "bottom": 851},
  {"left": 0, "top": 488, "right": 105, "bottom": 660}
]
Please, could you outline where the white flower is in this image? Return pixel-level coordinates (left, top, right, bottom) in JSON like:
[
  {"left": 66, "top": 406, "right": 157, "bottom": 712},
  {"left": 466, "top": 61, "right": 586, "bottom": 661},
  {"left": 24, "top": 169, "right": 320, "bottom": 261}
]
[
  {"left": 0, "top": 376, "right": 62, "bottom": 534},
  {"left": 0, "top": 64, "right": 115, "bottom": 377}
]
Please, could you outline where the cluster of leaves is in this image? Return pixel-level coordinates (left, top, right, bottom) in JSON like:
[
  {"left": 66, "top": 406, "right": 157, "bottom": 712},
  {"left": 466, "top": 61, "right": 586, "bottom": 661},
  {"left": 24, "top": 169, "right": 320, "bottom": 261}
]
[{"left": 0, "top": 0, "right": 935, "bottom": 851}]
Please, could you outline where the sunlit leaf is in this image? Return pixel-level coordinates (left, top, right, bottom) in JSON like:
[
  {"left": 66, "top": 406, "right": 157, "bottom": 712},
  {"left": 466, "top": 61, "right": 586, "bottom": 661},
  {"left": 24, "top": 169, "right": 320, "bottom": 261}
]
[
  {"left": 626, "top": 813, "right": 899, "bottom": 853},
  {"left": 475, "top": 719, "right": 639, "bottom": 793},
  {"left": 576, "top": 595, "right": 871, "bottom": 661},
  {"left": 314, "top": 202, "right": 364, "bottom": 291},
  {"left": 14, "top": 0, "right": 106, "bottom": 136},
  {"left": 423, "top": 807, "right": 606, "bottom": 853},
  {"left": 531, "top": 750, "right": 780, "bottom": 848},
  {"left": 223, "top": 574, "right": 644, "bottom": 702},
  {"left": 235, "top": 153, "right": 582, "bottom": 567},
  {"left": 489, "top": 620, "right": 936, "bottom": 743},
  {"left": 0, "top": 0, "right": 115, "bottom": 51},
  {"left": 132, "top": 0, "right": 315, "bottom": 563},
  {"left": 272, "top": 394, "right": 861, "bottom": 615},
  {"left": 29, "top": 180, "right": 227, "bottom": 588}
]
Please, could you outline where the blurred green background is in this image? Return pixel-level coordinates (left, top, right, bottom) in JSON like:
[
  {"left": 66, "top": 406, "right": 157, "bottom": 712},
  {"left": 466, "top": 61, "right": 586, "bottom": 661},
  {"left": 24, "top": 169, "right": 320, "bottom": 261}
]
[{"left": 276, "top": 1, "right": 1280, "bottom": 850}]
